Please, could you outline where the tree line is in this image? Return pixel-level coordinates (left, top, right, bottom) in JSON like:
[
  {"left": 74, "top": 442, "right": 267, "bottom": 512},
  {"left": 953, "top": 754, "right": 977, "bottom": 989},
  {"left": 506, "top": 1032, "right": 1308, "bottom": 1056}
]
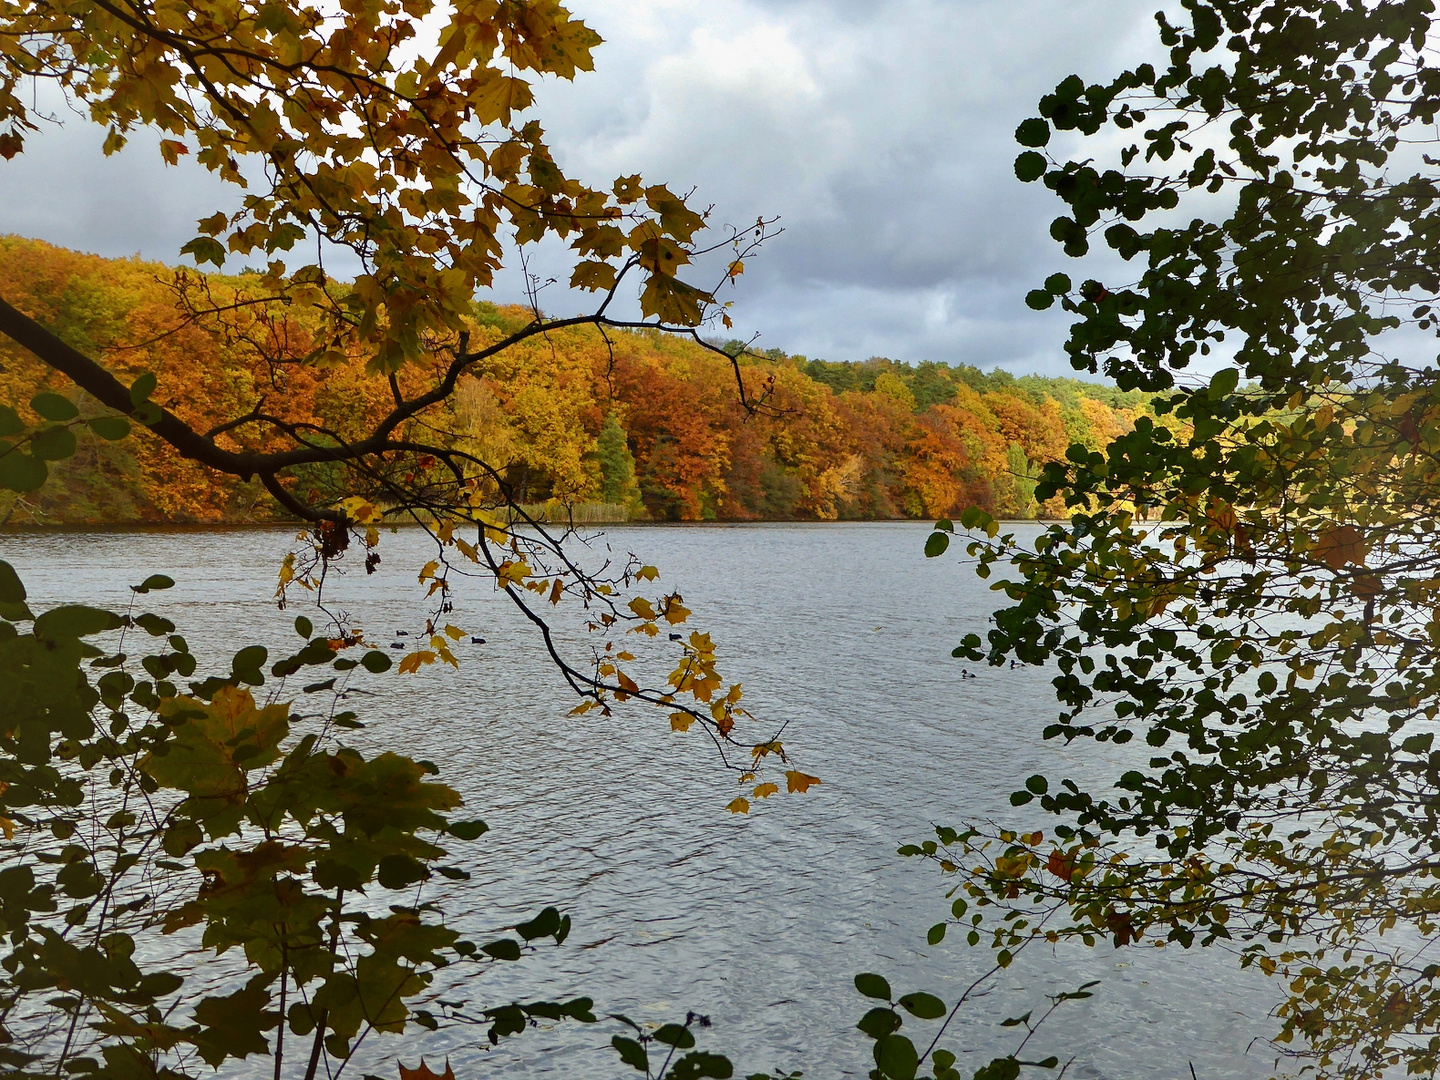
[{"left": 0, "top": 236, "right": 1154, "bottom": 526}]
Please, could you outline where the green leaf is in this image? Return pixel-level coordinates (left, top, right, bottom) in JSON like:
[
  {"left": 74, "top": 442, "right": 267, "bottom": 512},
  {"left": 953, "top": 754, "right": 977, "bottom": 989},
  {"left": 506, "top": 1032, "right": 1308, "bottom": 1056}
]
[
  {"left": 515, "top": 906, "right": 561, "bottom": 940},
  {"left": 855, "top": 972, "right": 893, "bottom": 1000},
  {"left": 1025, "top": 289, "right": 1054, "bottom": 311},
  {"left": 926, "top": 922, "right": 946, "bottom": 945},
  {"left": 653, "top": 1023, "right": 696, "bottom": 1049},
  {"left": 481, "top": 938, "right": 522, "bottom": 961},
  {"left": 875, "top": 1033, "right": 918, "bottom": 1080},
  {"left": 294, "top": 615, "right": 313, "bottom": 638},
  {"left": 30, "top": 392, "right": 78, "bottom": 422},
  {"left": 180, "top": 236, "right": 227, "bottom": 267},
  {"left": 669, "top": 1052, "right": 733, "bottom": 1080},
  {"left": 132, "top": 574, "right": 175, "bottom": 594},
  {"left": 34, "top": 605, "right": 123, "bottom": 640},
  {"left": 612, "top": 1036, "right": 648, "bottom": 1073},
  {"left": 899, "top": 992, "right": 946, "bottom": 1020},
  {"left": 924, "top": 532, "right": 950, "bottom": 558},
  {"left": 0, "top": 560, "right": 30, "bottom": 621},
  {"left": 1209, "top": 366, "right": 1240, "bottom": 397},
  {"left": 973, "top": 1057, "right": 1020, "bottom": 1080},
  {"left": 231, "top": 645, "right": 267, "bottom": 684},
  {"left": 129, "top": 372, "right": 157, "bottom": 405},
  {"left": 1025, "top": 774, "right": 1049, "bottom": 795},
  {"left": 1015, "top": 118, "right": 1051, "bottom": 147},
  {"left": 192, "top": 984, "right": 273, "bottom": 1067},
  {"left": 377, "top": 854, "right": 427, "bottom": 889},
  {"left": 0, "top": 405, "right": 22, "bottom": 437},
  {"left": 448, "top": 819, "right": 489, "bottom": 840},
  {"left": 1014, "top": 150, "right": 1047, "bottom": 182},
  {"left": 29, "top": 425, "right": 77, "bottom": 461},
  {"left": 87, "top": 416, "right": 131, "bottom": 441},
  {"left": 1043, "top": 273, "right": 1072, "bottom": 294},
  {"left": 856, "top": 1007, "right": 901, "bottom": 1039},
  {"left": 360, "top": 649, "right": 392, "bottom": 673}
]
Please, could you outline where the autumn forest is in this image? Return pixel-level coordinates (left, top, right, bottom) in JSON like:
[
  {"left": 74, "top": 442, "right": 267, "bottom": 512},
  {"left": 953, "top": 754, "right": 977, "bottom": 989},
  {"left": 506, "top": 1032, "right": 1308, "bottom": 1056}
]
[{"left": 0, "top": 235, "right": 1152, "bottom": 526}]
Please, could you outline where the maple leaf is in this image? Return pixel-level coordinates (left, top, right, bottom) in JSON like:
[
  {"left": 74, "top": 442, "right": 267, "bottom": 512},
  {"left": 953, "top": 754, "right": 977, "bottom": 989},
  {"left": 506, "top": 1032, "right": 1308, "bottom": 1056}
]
[
  {"left": 785, "top": 770, "right": 821, "bottom": 794},
  {"left": 1315, "top": 525, "right": 1366, "bottom": 570},
  {"left": 399, "top": 1060, "right": 456, "bottom": 1080}
]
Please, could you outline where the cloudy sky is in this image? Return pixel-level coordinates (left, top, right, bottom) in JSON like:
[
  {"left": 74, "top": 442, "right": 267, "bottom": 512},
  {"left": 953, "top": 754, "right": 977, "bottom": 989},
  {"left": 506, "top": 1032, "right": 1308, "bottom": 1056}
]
[{"left": 0, "top": 0, "right": 1165, "bottom": 376}]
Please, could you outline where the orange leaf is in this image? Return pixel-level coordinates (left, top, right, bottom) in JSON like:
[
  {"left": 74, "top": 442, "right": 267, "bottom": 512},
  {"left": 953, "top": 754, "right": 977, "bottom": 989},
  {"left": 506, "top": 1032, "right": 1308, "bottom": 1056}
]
[{"left": 1046, "top": 849, "right": 1074, "bottom": 882}]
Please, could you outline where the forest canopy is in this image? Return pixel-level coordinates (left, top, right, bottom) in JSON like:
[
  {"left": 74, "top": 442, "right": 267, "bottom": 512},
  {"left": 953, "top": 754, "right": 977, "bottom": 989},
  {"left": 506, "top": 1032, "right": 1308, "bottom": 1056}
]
[{"left": 0, "top": 236, "right": 1153, "bottom": 527}]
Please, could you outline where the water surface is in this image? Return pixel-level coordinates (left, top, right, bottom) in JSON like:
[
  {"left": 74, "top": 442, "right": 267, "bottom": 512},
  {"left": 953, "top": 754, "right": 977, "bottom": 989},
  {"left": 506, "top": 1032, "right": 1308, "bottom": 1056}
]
[{"left": 0, "top": 523, "right": 1281, "bottom": 1079}]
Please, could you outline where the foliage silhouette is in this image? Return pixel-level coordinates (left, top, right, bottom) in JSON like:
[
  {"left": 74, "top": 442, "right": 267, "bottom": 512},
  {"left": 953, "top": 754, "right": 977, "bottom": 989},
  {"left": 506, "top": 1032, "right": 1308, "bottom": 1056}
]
[{"left": 923, "top": 1, "right": 1440, "bottom": 1075}]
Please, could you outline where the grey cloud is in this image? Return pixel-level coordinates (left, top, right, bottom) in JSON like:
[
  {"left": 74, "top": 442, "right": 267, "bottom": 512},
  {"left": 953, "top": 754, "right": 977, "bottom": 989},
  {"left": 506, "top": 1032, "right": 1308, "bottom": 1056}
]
[
  {"left": 0, "top": 1, "right": 1168, "bottom": 377},
  {"left": 537, "top": 0, "right": 1163, "bottom": 373},
  {"left": 0, "top": 86, "right": 238, "bottom": 263}
]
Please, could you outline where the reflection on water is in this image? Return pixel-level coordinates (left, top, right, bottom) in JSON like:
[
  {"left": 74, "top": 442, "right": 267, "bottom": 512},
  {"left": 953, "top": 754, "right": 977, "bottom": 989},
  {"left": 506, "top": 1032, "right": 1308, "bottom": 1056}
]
[{"left": 0, "top": 523, "right": 1281, "bottom": 1078}]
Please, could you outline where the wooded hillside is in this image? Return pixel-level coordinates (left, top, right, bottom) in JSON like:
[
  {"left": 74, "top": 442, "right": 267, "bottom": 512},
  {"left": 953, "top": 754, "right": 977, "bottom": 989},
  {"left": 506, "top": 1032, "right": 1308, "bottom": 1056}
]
[{"left": 0, "top": 236, "right": 1152, "bottom": 524}]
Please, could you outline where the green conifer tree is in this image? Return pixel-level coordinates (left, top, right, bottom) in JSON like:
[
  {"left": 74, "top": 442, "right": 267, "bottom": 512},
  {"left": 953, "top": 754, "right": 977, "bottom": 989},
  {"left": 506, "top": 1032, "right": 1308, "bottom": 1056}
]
[{"left": 597, "top": 412, "right": 640, "bottom": 510}]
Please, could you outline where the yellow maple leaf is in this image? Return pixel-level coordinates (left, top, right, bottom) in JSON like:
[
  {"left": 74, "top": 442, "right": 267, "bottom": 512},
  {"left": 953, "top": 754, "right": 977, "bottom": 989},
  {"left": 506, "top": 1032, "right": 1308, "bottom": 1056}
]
[
  {"left": 726, "top": 797, "right": 750, "bottom": 815},
  {"left": 398, "top": 650, "right": 437, "bottom": 674},
  {"left": 752, "top": 783, "right": 779, "bottom": 799},
  {"left": 785, "top": 770, "right": 821, "bottom": 794}
]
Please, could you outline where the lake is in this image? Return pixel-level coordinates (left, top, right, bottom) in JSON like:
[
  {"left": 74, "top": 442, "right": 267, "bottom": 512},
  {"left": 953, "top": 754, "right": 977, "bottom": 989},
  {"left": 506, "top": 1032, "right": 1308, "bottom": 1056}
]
[{"left": 0, "top": 522, "right": 1281, "bottom": 1079}]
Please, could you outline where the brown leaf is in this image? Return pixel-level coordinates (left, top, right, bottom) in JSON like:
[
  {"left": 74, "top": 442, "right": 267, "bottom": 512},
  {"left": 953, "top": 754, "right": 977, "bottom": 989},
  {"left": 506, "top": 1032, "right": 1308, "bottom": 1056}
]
[
  {"left": 399, "top": 1061, "right": 456, "bottom": 1080},
  {"left": 1315, "top": 525, "right": 1366, "bottom": 570}
]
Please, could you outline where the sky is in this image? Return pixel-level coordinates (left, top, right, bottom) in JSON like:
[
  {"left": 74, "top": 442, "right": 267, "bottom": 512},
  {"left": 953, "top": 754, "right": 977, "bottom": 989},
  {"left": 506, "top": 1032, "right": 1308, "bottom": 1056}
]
[{"left": 0, "top": 0, "right": 1166, "bottom": 377}]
